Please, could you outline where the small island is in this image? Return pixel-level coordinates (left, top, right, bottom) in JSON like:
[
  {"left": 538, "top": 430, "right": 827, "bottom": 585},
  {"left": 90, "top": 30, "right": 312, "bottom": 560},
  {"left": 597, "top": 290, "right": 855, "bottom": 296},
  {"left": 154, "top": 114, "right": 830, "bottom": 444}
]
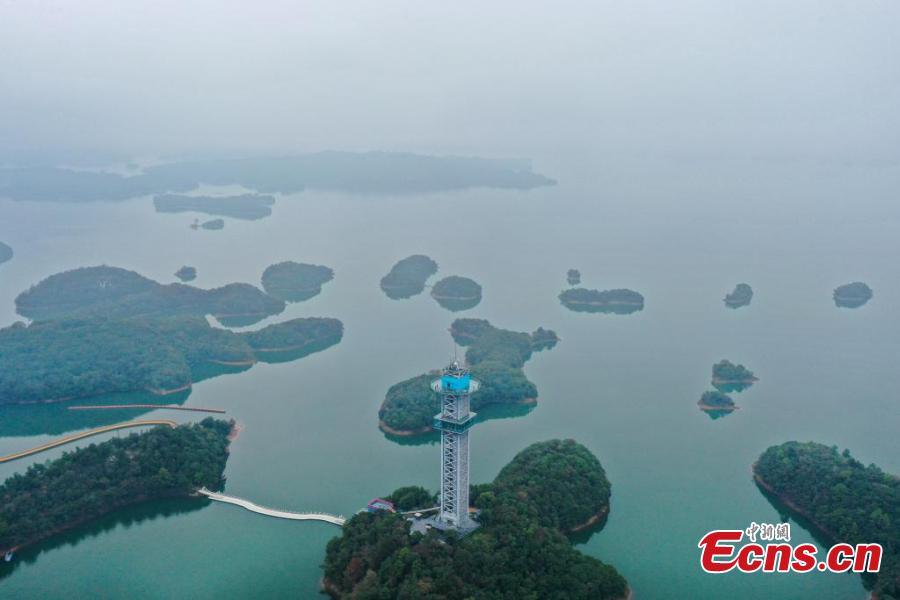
[
  {"left": 260, "top": 261, "right": 334, "bottom": 302},
  {"left": 154, "top": 193, "right": 276, "bottom": 220},
  {"left": 559, "top": 288, "right": 644, "bottom": 314},
  {"left": 567, "top": 268, "right": 581, "bottom": 285},
  {"left": 0, "top": 419, "right": 234, "bottom": 557},
  {"left": 380, "top": 255, "right": 438, "bottom": 299},
  {"left": 174, "top": 266, "right": 197, "bottom": 282},
  {"left": 724, "top": 283, "right": 753, "bottom": 308},
  {"left": 711, "top": 359, "right": 757, "bottom": 391},
  {"left": 0, "top": 241, "right": 12, "bottom": 266},
  {"left": 15, "top": 265, "right": 284, "bottom": 326},
  {"left": 201, "top": 218, "right": 225, "bottom": 230},
  {"left": 430, "top": 275, "right": 482, "bottom": 311},
  {"left": 379, "top": 319, "right": 557, "bottom": 435},
  {"left": 323, "top": 439, "right": 628, "bottom": 599},
  {"left": 833, "top": 281, "right": 873, "bottom": 308},
  {"left": 0, "top": 315, "right": 343, "bottom": 405},
  {"left": 754, "top": 442, "right": 899, "bottom": 598},
  {"left": 697, "top": 390, "right": 737, "bottom": 415}
]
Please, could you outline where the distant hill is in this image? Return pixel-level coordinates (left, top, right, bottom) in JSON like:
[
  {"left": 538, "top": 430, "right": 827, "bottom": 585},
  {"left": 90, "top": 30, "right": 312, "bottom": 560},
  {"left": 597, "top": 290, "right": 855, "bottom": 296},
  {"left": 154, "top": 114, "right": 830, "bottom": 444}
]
[{"left": 0, "top": 152, "right": 556, "bottom": 202}]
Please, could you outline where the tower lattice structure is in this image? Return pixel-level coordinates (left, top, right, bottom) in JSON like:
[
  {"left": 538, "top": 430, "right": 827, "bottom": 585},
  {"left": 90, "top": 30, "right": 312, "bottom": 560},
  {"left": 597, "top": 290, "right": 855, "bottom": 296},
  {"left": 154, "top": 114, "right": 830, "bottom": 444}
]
[{"left": 430, "top": 361, "right": 480, "bottom": 531}]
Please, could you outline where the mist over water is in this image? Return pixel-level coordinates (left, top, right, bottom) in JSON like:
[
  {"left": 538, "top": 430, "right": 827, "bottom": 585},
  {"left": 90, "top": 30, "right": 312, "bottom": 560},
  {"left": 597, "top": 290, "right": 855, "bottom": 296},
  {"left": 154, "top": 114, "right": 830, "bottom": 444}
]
[{"left": 1, "top": 1, "right": 898, "bottom": 598}]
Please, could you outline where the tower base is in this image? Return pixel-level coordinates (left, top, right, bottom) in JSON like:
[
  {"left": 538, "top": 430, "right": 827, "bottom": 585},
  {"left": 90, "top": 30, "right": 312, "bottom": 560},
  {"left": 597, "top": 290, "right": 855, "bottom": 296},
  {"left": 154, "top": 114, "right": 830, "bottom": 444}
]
[{"left": 420, "top": 514, "right": 480, "bottom": 537}]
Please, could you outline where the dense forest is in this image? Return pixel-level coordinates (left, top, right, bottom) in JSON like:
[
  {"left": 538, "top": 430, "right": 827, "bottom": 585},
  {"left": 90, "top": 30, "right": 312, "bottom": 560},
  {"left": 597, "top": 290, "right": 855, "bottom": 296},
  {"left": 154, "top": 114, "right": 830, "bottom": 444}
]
[
  {"left": 559, "top": 288, "right": 644, "bottom": 314},
  {"left": 154, "top": 193, "right": 276, "bottom": 220},
  {"left": 15, "top": 265, "right": 284, "bottom": 326},
  {"left": 0, "top": 316, "right": 343, "bottom": 404},
  {"left": 0, "top": 241, "right": 12, "bottom": 265},
  {"left": 379, "top": 319, "right": 558, "bottom": 434},
  {"left": 323, "top": 439, "right": 627, "bottom": 599},
  {"left": 260, "top": 261, "right": 334, "bottom": 302},
  {"left": 380, "top": 255, "right": 438, "bottom": 299},
  {"left": 754, "top": 442, "right": 899, "bottom": 598},
  {"left": 0, "top": 418, "right": 234, "bottom": 554},
  {"left": 833, "top": 282, "right": 873, "bottom": 308},
  {"left": 724, "top": 283, "right": 753, "bottom": 308}
]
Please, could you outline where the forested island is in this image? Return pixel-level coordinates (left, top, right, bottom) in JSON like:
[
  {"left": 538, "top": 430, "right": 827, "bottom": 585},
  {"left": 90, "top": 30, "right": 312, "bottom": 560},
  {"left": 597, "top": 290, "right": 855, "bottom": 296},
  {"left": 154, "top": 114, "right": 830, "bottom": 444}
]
[
  {"left": 0, "top": 419, "right": 233, "bottom": 556},
  {"left": 380, "top": 255, "right": 438, "bottom": 299},
  {"left": 430, "top": 276, "right": 482, "bottom": 311},
  {"left": 200, "top": 219, "right": 224, "bottom": 230},
  {"left": 559, "top": 288, "right": 644, "bottom": 314},
  {"left": 0, "top": 241, "right": 12, "bottom": 265},
  {"left": 711, "top": 359, "right": 757, "bottom": 391},
  {"left": 154, "top": 193, "right": 276, "bottom": 220},
  {"left": 379, "top": 318, "right": 558, "bottom": 435},
  {"left": 567, "top": 269, "right": 581, "bottom": 285},
  {"left": 724, "top": 283, "right": 753, "bottom": 308},
  {"left": 174, "top": 266, "right": 197, "bottom": 282},
  {"left": 0, "top": 316, "right": 343, "bottom": 404},
  {"left": 15, "top": 265, "right": 284, "bottom": 326},
  {"left": 833, "top": 282, "right": 873, "bottom": 308},
  {"left": 697, "top": 390, "right": 736, "bottom": 414},
  {"left": 754, "top": 442, "right": 899, "bottom": 598},
  {"left": 260, "top": 261, "right": 334, "bottom": 302},
  {"left": 0, "top": 152, "right": 555, "bottom": 202},
  {"left": 323, "top": 439, "right": 628, "bottom": 599}
]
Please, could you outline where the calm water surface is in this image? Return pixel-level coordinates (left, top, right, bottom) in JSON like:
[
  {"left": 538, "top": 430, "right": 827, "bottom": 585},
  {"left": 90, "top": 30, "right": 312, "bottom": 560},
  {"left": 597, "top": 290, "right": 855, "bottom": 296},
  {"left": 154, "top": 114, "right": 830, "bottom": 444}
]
[{"left": 0, "top": 157, "right": 897, "bottom": 598}]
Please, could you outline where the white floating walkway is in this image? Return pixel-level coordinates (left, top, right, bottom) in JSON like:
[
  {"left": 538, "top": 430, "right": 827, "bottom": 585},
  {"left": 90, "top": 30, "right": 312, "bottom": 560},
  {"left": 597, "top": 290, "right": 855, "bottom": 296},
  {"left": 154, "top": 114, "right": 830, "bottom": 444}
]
[{"left": 198, "top": 488, "right": 345, "bottom": 526}]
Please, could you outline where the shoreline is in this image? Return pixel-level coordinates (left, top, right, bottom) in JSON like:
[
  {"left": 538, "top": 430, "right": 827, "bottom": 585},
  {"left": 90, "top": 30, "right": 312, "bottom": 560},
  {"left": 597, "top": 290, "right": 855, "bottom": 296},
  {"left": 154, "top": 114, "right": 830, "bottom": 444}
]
[
  {"left": 430, "top": 293, "right": 482, "bottom": 301},
  {"left": 228, "top": 421, "right": 243, "bottom": 442},
  {"left": 711, "top": 376, "right": 757, "bottom": 386},
  {"left": 2, "top": 382, "right": 193, "bottom": 406},
  {"left": 697, "top": 403, "right": 739, "bottom": 412},
  {"left": 751, "top": 465, "right": 839, "bottom": 540},
  {"left": 379, "top": 398, "right": 538, "bottom": 436},
  {"left": 566, "top": 505, "right": 609, "bottom": 533},
  {"left": 0, "top": 489, "right": 197, "bottom": 556}
]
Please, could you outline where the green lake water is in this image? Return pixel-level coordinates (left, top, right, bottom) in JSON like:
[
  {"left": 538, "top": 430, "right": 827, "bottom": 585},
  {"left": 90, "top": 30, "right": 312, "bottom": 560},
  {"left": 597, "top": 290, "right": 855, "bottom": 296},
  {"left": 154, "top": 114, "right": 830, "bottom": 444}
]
[{"left": 0, "top": 156, "right": 898, "bottom": 598}]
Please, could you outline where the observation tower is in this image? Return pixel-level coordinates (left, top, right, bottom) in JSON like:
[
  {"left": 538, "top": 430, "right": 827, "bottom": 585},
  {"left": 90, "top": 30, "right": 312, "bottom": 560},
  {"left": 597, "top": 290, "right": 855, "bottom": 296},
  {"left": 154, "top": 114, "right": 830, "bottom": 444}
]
[{"left": 429, "top": 361, "right": 480, "bottom": 532}]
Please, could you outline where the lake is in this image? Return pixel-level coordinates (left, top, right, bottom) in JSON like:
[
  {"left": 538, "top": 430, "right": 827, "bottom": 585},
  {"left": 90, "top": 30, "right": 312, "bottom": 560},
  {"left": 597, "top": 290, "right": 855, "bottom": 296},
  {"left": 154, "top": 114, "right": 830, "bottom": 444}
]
[{"left": 1, "top": 154, "right": 897, "bottom": 598}]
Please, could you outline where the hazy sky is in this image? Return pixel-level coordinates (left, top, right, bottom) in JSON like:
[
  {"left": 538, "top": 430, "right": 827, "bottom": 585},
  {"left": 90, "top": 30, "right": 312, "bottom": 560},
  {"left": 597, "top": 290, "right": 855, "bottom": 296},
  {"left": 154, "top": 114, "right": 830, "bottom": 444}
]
[{"left": 1, "top": 0, "right": 898, "bottom": 166}]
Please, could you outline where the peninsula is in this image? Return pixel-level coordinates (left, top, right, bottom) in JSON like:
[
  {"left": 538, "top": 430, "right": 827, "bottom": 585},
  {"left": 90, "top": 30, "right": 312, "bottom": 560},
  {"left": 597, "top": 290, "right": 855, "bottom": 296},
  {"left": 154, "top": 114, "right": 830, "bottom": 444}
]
[
  {"left": 0, "top": 419, "right": 234, "bottom": 556},
  {"left": 323, "top": 439, "right": 628, "bottom": 599},
  {"left": 724, "top": 283, "right": 753, "bottom": 308},
  {"left": 261, "top": 261, "right": 334, "bottom": 302},
  {"left": 378, "top": 318, "right": 558, "bottom": 435},
  {"left": 154, "top": 193, "right": 276, "bottom": 220},
  {"left": 833, "top": 282, "right": 873, "bottom": 308},
  {"left": 380, "top": 255, "right": 438, "bottom": 299},
  {"left": 754, "top": 442, "right": 899, "bottom": 598},
  {"left": 0, "top": 316, "right": 343, "bottom": 405},
  {"left": 430, "top": 275, "right": 482, "bottom": 311},
  {"left": 15, "top": 265, "right": 284, "bottom": 326},
  {"left": 559, "top": 288, "right": 644, "bottom": 314}
]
